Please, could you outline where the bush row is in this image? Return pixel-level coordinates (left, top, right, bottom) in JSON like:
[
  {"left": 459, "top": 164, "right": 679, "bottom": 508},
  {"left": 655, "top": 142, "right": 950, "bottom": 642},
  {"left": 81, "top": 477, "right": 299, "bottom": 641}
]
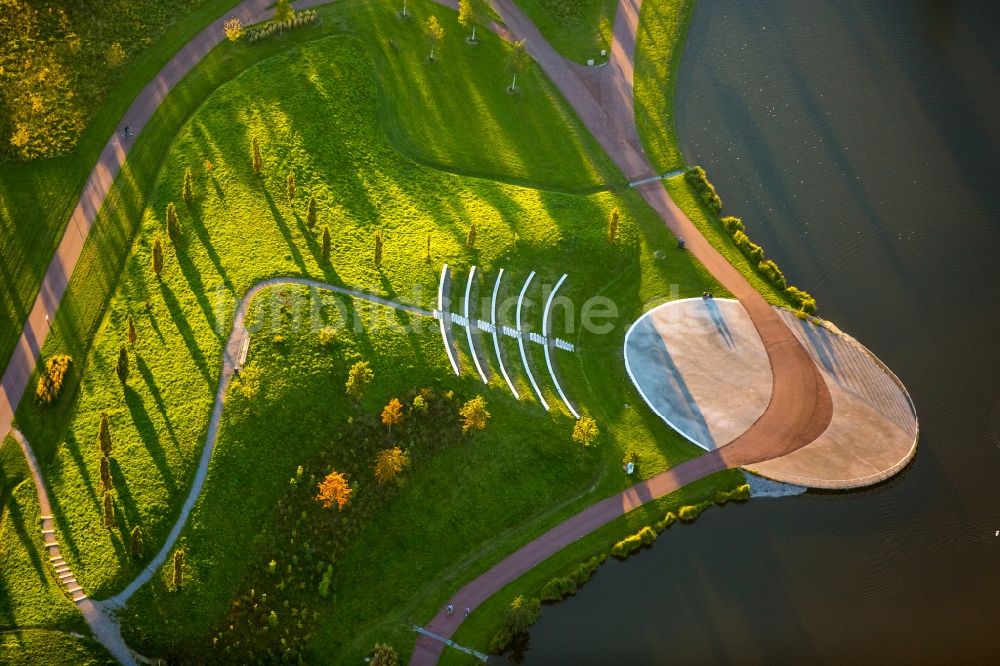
[
  {"left": 489, "top": 481, "right": 750, "bottom": 656},
  {"left": 714, "top": 483, "right": 751, "bottom": 505},
  {"left": 718, "top": 210, "right": 817, "bottom": 315},
  {"left": 35, "top": 354, "right": 72, "bottom": 405},
  {"left": 610, "top": 525, "right": 657, "bottom": 559},
  {"left": 684, "top": 166, "right": 723, "bottom": 213},
  {"left": 539, "top": 554, "right": 606, "bottom": 603},
  {"left": 244, "top": 10, "right": 320, "bottom": 43}
]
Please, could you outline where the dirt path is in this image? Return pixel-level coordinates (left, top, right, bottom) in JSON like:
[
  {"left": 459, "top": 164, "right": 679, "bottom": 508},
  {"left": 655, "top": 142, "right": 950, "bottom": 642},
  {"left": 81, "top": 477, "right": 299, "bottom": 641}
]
[{"left": 410, "top": 0, "right": 833, "bottom": 662}]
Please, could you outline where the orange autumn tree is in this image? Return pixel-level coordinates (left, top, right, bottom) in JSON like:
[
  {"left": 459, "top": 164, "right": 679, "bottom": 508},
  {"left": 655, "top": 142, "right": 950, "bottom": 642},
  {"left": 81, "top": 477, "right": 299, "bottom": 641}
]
[
  {"left": 315, "top": 470, "right": 352, "bottom": 511},
  {"left": 381, "top": 398, "right": 405, "bottom": 435},
  {"left": 374, "top": 447, "right": 410, "bottom": 485}
]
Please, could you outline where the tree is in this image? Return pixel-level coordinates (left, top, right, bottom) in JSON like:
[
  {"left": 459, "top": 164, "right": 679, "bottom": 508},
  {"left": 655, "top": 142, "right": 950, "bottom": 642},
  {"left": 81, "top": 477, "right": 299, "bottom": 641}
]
[
  {"left": 166, "top": 202, "right": 181, "bottom": 245},
  {"left": 489, "top": 595, "right": 540, "bottom": 653},
  {"left": 172, "top": 549, "right": 184, "bottom": 589},
  {"left": 426, "top": 235, "right": 431, "bottom": 262},
  {"left": 345, "top": 360, "right": 374, "bottom": 399},
  {"left": 459, "top": 0, "right": 488, "bottom": 42},
  {"left": 286, "top": 172, "right": 296, "bottom": 201},
  {"left": 100, "top": 455, "right": 113, "bottom": 491},
  {"left": 183, "top": 167, "right": 194, "bottom": 205},
  {"left": 274, "top": 0, "right": 294, "bottom": 23},
  {"left": 224, "top": 17, "right": 244, "bottom": 42},
  {"left": 307, "top": 195, "right": 318, "bottom": 229},
  {"left": 103, "top": 491, "right": 116, "bottom": 529},
  {"left": 459, "top": 395, "right": 490, "bottom": 433},
  {"left": 374, "top": 447, "right": 410, "bottom": 485},
  {"left": 252, "top": 137, "right": 263, "bottom": 175},
  {"left": 370, "top": 643, "right": 400, "bottom": 666},
  {"left": 106, "top": 42, "right": 127, "bottom": 68},
  {"left": 116, "top": 345, "right": 130, "bottom": 384},
  {"left": 130, "top": 525, "right": 144, "bottom": 557},
  {"left": 315, "top": 470, "right": 352, "bottom": 510},
  {"left": 506, "top": 40, "right": 530, "bottom": 92},
  {"left": 98, "top": 412, "right": 113, "bottom": 457},
  {"left": 381, "top": 398, "right": 405, "bottom": 435},
  {"left": 152, "top": 235, "right": 164, "bottom": 277},
  {"left": 425, "top": 16, "right": 444, "bottom": 61},
  {"left": 322, "top": 225, "right": 331, "bottom": 261},
  {"left": 608, "top": 208, "right": 619, "bottom": 243},
  {"left": 127, "top": 314, "right": 137, "bottom": 346},
  {"left": 374, "top": 230, "right": 383, "bottom": 267},
  {"left": 572, "top": 415, "right": 600, "bottom": 446},
  {"left": 466, "top": 221, "right": 476, "bottom": 248}
]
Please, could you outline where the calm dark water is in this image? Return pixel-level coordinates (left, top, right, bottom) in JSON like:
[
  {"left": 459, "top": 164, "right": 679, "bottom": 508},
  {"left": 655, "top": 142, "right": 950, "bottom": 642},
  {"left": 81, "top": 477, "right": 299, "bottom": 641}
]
[{"left": 515, "top": 0, "right": 1000, "bottom": 662}]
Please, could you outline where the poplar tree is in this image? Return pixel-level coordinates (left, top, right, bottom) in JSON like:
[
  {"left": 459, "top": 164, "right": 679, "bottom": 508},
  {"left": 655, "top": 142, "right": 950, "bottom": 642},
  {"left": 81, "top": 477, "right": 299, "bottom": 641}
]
[
  {"left": 322, "top": 226, "right": 331, "bottom": 261},
  {"left": 287, "top": 172, "right": 296, "bottom": 201},
  {"left": 608, "top": 208, "right": 619, "bottom": 243},
  {"left": 467, "top": 221, "right": 477, "bottom": 248},
  {"left": 98, "top": 412, "right": 113, "bottom": 457},
  {"left": 183, "top": 167, "right": 193, "bottom": 205},
  {"left": 127, "top": 314, "right": 137, "bottom": 346},
  {"left": 173, "top": 549, "right": 184, "bottom": 589},
  {"left": 100, "top": 455, "right": 113, "bottom": 491},
  {"left": 166, "top": 202, "right": 181, "bottom": 245},
  {"left": 116, "top": 344, "right": 129, "bottom": 384},
  {"left": 130, "top": 526, "right": 144, "bottom": 557},
  {"left": 374, "top": 231, "right": 383, "bottom": 267},
  {"left": 252, "top": 137, "right": 263, "bottom": 175},
  {"left": 152, "top": 236, "right": 164, "bottom": 277},
  {"left": 307, "top": 195, "right": 318, "bottom": 229},
  {"left": 103, "top": 491, "right": 116, "bottom": 528}
]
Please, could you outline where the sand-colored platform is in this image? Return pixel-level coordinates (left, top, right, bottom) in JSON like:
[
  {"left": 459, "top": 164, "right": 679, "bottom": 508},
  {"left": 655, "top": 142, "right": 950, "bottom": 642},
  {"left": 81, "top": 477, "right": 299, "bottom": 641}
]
[{"left": 624, "top": 299, "right": 917, "bottom": 489}]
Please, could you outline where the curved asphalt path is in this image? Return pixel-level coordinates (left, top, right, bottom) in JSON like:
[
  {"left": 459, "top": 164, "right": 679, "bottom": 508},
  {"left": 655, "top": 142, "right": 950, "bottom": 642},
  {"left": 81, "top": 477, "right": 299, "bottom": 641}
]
[{"left": 411, "top": 0, "right": 833, "bottom": 662}]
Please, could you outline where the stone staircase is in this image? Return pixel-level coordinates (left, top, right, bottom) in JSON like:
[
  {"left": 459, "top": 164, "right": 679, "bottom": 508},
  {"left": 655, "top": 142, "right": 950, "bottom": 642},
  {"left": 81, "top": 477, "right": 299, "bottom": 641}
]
[{"left": 39, "top": 514, "right": 87, "bottom": 603}]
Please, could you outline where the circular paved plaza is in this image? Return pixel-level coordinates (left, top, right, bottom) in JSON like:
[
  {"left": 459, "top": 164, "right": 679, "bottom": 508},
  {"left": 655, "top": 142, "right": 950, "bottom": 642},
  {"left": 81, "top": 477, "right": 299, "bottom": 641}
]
[{"left": 624, "top": 298, "right": 917, "bottom": 489}]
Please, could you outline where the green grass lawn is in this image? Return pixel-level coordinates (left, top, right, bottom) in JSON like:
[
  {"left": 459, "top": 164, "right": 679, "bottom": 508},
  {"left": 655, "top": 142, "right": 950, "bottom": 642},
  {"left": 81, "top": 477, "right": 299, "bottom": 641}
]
[
  {"left": 633, "top": 0, "right": 697, "bottom": 172},
  {"left": 0, "top": 628, "right": 114, "bottom": 665},
  {"left": 0, "top": 0, "right": 242, "bottom": 375},
  {"left": 513, "top": 0, "right": 617, "bottom": 64}
]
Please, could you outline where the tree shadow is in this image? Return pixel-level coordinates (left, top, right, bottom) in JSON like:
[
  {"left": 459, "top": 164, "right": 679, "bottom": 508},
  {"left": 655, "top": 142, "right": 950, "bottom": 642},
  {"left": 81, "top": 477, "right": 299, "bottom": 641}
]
[
  {"left": 134, "top": 353, "right": 180, "bottom": 449},
  {"left": 157, "top": 281, "right": 213, "bottom": 386},
  {"left": 262, "top": 187, "right": 308, "bottom": 274},
  {"left": 186, "top": 201, "right": 234, "bottom": 292},
  {"left": 174, "top": 240, "right": 224, "bottom": 341},
  {"left": 123, "top": 386, "right": 178, "bottom": 494},
  {"left": 4, "top": 494, "right": 45, "bottom": 581},
  {"left": 109, "top": 458, "right": 140, "bottom": 527}
]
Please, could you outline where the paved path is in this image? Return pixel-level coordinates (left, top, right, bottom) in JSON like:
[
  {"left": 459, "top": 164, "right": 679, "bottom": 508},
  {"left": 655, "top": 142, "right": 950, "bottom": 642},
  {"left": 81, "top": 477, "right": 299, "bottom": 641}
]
[
  {"left": 0, "top": 0, "right": 281, "bottom": 453},
  {"left": 411, "top": 0, "right": 833, "bottom": 662}
]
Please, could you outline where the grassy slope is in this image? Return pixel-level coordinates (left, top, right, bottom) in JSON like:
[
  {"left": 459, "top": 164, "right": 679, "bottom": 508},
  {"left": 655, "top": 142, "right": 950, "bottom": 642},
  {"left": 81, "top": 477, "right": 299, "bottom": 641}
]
[
  {"left": 102, "top": 29, "right": 736, "bottom": 660},
  {"left": 0, "top": 438, "right": 87, "bottom": 632},
  {"left": 0, "top": 629, "right": 114, "bottom": 665},
  {"left": 0, "top": 0, "right": 242, "bottom": 373},
  {"left": 633, "top": 0, "right": 697, "bottom": 172},
  {"left": 513, "top": 0, "right": 617, "bottom": 63}
]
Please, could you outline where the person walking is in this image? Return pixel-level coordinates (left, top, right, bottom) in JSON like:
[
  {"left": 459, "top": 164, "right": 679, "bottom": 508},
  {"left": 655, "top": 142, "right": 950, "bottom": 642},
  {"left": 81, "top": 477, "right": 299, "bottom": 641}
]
[{"left": 446, "top": 604, "right": 454, "bottom": 616}]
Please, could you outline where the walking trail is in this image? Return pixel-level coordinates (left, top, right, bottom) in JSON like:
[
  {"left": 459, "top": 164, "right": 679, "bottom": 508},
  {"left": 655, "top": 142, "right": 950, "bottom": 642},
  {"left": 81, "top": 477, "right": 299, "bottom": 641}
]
[
  {"left": 410, "top": 0, "right": 832, "bottom": 662},
  {"left": 0, "top": 0, "right": 833, "bottom": 663}
]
